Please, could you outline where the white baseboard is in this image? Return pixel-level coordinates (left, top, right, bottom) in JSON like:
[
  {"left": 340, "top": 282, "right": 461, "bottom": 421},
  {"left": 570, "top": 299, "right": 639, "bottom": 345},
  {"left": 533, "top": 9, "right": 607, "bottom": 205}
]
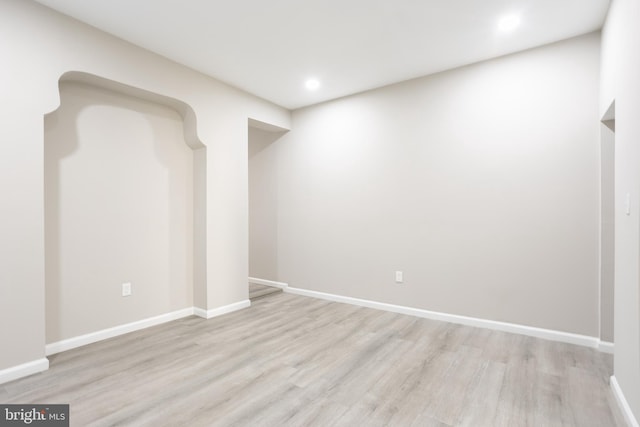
[
  {"left": 194, "top": 299, "right": 251, "bottom": 320},
  {"left": 598, "top": 340, "right": 615, "bottom": 354},
  {"left": 46, "top": 307, "right": 195, "bottom": 356},
  {"left": 611, "top": 375, "right": 640, "bottom": 427},
  {"left": 46, "top": 300, "right": 252, "bottom": 356},
  {"left": 6, "top": 300, "right": 247, "bottom": 385},
  {"left": 0, "top": 358, "right": 49, "bottom": 385},
  {"left": 248, "top": 277, "right": 288, "bottom": 289},
  {"left": 285, "top": 287, "right": 607, "bottom": 350}
]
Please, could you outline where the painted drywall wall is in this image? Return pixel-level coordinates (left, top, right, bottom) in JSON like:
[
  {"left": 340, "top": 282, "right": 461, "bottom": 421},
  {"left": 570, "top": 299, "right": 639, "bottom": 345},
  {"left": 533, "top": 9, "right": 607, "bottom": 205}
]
[
  {"left": 248, "top": 127, "right": 285, "bottom": 280},
  {"left": 45, "top": 82, "right": 194, "bottom": 342},
  {"left": 276, "top": 33, "right": 601, "bottom": 337},
  {"left": 0, "top": 0, "right": 289, "bottom": 373},
  {"left": 601, "top": 0, "right": 640, "bottom": 421}
]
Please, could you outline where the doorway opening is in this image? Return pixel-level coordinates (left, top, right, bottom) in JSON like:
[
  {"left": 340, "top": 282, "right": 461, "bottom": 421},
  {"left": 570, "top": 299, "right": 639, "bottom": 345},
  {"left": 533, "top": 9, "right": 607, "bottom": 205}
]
[
  {"left": 600, "top": 100, "right": 615, "bottom": 344},
  {"left": 247, "top": 119, "right": 288, "bottom": 301}
]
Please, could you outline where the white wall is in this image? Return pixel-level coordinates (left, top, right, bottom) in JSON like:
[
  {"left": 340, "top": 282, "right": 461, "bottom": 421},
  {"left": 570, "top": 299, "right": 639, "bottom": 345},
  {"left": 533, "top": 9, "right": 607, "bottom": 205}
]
[
  {"left": 0, "top": 0, "right": 290, "bottom": 373},
  {"left": 276, "top": 33, "right": 601, "bottom": 337},
  {"left": 601, "top": 0, "right": 640, "bottom": 422},
  {"left": 45, "top": 82, "right": 194, "bottom": 343}
]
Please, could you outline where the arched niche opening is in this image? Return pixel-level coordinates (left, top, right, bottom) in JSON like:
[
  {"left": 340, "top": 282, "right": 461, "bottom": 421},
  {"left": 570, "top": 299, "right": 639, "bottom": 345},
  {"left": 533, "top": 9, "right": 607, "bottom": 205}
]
[{"left": 44, "top": 72, "right": 206, "bottom": 346}]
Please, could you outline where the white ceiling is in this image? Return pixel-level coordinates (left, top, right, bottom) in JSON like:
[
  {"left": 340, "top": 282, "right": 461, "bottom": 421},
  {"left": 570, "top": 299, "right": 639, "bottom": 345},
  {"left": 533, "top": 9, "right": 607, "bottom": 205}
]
[{"left": 34, "top": 0, "right": 610, "bottom": 110}]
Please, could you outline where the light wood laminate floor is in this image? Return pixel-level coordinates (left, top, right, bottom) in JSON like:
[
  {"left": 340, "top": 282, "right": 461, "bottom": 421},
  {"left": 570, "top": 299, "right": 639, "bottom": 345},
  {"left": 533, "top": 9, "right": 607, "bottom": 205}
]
[
  {"left": 2, "top": 292, "right": 625, "bottom": 426},
  {"left": 249, "top": 283, "right": 283, "bottom": 300}
]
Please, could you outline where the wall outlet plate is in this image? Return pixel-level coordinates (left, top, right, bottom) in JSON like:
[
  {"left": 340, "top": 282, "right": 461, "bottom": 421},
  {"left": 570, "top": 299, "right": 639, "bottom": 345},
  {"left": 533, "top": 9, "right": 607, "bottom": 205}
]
[{"left": 122, "top": 282, "right": 132, "bottom": 297}]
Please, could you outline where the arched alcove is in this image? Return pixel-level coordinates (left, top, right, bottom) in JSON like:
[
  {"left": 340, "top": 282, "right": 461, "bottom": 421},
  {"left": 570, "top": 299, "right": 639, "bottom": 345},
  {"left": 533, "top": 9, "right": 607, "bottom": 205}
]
[{"left": 44, "top": 72, "right": 206, "bottom": 345}]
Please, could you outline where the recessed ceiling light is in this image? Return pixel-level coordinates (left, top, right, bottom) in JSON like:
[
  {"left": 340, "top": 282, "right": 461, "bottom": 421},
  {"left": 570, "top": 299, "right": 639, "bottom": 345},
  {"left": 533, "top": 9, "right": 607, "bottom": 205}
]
[
  {"left": 305, "top": 79, "right": 320, "bottom": 91},
  {"left": 498, "top": 14, "right": 521, "bottom": 32}
]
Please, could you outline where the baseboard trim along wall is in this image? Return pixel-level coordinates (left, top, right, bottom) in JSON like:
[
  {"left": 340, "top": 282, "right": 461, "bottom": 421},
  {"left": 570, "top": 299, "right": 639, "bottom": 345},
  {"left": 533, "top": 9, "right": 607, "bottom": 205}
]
[
  {"left": 611, "top": 376, "right": 640, "bottom": 427},
  {"left": 598, "top": 340, "right": 615, "bottom": 354},
  {"left": 2, "top": 300, "right": 253, "bottom": 383},
  {"left": 248, "top": 277, "right": 289, "bottom": 289},
  {"left": 285, "top": 286, "right": 613, "bottom": 352},
  {"left": 46, "top": 307, "right": 196, "bottom": 356},
  {"left": 47, "top": 299, "right": 253, "bottom": 355},
  {"left": 193, "top": 299, "right": 251, "bottom": 320},
  {"left": 0, "top": 358, "right": 49, "bottom": 385}
]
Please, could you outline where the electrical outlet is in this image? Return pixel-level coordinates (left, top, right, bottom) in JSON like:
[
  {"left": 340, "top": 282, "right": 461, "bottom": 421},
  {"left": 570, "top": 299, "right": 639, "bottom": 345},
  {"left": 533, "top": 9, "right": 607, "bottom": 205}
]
[
  {"left": 395, "top": 271, "right": 403, "bottom": 283},
  {"left": 122, "top": 282, "right": 132, "bottom": 297}
]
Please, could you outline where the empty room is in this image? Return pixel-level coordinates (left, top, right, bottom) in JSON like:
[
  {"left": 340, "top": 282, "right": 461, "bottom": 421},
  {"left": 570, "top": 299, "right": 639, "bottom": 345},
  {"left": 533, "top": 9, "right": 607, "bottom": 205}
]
[{"left": 1, "top": 0, "right": 639, "bottom": 425}]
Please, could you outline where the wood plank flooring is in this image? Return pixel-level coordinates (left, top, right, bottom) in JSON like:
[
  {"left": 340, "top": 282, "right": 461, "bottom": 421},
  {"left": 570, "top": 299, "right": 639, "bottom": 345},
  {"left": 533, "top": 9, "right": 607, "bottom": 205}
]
[
  {"left": 249, "top": 283, "right": 283, "bottom": 300},
  {"left": 1, "top": 292, "right": 626, "bottom": 426}
]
